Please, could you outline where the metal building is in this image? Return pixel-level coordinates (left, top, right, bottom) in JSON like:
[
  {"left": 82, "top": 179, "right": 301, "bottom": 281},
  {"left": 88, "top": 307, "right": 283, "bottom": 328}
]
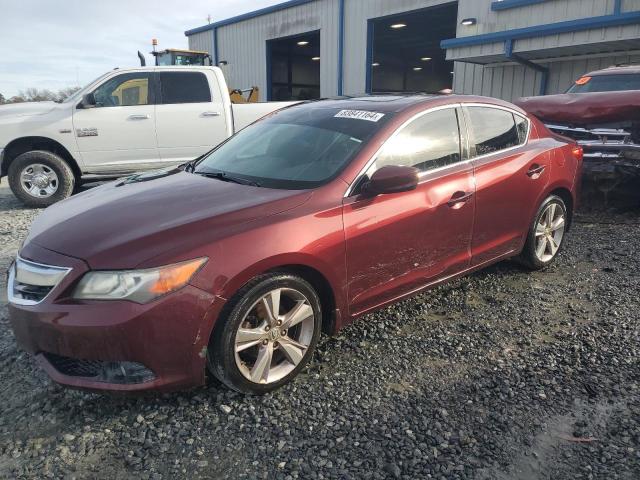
[{"left": 185, "top": 0, "right": 640, "bottom": 102}]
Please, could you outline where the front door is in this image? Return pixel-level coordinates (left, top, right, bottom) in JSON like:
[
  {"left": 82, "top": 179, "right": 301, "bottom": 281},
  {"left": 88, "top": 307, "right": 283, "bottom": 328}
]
[
  {"left": 343, "top": 107, "right": 475, "bottom": 316},
  {"left": 155, "top": 71, "right": 228, "bottom": 164},
  {"left": 463, "top": 105, "right": 550, "bottom": 266},
  {"left": 72, "top": 72, "right": 158, "bottom": 173}
]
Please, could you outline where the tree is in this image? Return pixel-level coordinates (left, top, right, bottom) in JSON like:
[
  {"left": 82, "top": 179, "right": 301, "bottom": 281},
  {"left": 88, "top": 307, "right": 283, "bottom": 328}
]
[
  {"left": 0, "top": 86, "right": 81, "bottom": 104},
  {"left": 20, "top": 88, "right": 57, "bottom": 102},
  {"left": 56, "top": 86, "right": 81, "bottom": 101}
]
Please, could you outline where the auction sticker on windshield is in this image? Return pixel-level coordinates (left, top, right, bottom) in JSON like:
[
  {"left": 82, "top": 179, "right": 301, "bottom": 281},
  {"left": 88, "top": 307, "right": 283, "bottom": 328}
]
[{"left": 334, "top": 110, "right": 385, "bottom": 122}]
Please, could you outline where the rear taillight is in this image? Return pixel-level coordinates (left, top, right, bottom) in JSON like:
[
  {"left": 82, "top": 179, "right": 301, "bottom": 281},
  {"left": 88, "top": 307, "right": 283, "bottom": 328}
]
[{"left": 572, "top": 145, "right": 583, "bottom": 162}]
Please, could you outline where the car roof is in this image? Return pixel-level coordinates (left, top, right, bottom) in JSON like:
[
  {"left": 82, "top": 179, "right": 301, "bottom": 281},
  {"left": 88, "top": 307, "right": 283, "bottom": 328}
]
[
  {"left": 583, "top": 65, "right": 640, "bottom": 76},
  {"left": 299, "top": 94, "right": 526, "bottom": 116}
]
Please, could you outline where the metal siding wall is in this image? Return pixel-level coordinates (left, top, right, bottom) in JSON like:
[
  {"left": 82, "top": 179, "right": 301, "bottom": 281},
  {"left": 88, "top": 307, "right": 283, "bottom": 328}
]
[
  {"left": 454, "top": 51, "right": 640, "bottom": 101},
  {"left": 188, "top": 31, "right": 213, "bottom": 54},
  {"left": 215, "top": 0, "right": 339, "bottom": 98},
  {"left": 187, "top": 0, "right": 640, "bottom": 99},
  {"left": 342, "top": 0, "right": 458, "bottom": 94},
  {"left": 450, "top": 0, "right": 640, "bottom": 61}
]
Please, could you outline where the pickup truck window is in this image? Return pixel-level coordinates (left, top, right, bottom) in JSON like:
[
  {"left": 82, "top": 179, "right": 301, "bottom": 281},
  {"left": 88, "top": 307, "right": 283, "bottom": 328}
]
[
  {"left": 159, "top": 72, "right": 211, "bottom": 104},
  {"left": 566, "top": 74, "right": 640, "bottom": 93},
  {"left": 195, "top": 107, "right": 394, "bottom": 189},
  {"left": 93, "top": 73, "right": 153, "bottom": 107}
]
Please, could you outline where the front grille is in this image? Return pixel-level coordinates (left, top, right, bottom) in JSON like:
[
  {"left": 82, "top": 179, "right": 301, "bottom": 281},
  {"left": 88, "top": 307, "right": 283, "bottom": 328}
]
[
  {"left": 7, "top": 257, "right": 71, "bottom": 305},
  {"left": 43, "top": 352, "right": 156, "bottom": 384}
]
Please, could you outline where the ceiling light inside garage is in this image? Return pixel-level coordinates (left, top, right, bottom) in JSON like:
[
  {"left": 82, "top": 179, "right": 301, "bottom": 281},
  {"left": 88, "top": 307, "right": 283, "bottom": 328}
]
[
  {"left": 312, "top": 56, "right": 320, "bottom": 61},
  {"left": 390, "top": 23, "right": 407, "bottom": 29},
  {"left": 372, "top": 62, "right": 380, "bottom": 67},
  {"left": 413, "top": 67, "right": 423, "bottom": 71},
  {"left": 297, "top": 41, "right": 309, "bottom": 46},
  {"left": 421, "top": 57, "right": 432, "bottom": 61}
]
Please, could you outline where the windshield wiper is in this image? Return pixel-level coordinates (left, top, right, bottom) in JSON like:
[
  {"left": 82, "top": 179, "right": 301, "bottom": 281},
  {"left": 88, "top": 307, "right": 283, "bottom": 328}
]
[{"left": 195, "top": 169, "right": 261, "bottom": 187}]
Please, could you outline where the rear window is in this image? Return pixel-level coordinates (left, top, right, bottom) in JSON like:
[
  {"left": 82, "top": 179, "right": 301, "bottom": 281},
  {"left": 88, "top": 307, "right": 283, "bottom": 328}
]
[
  {"left": 159, "top": 72, "right": 211, "bottom": 104},
  {"left": 465, "top": 107, "right": 523, "bottom": 156},
  {"left": 195, "top": 105, "right": 395, "bottom": 189},
  {"left": 566, "top": 74, "right": 640, "bottom": 93}
]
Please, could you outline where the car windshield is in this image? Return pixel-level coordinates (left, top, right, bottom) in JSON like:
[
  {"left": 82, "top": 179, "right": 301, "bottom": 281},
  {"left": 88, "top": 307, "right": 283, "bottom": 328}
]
[
  {"left": 194, "top": 105, "right": 394, "bottom": 189},
  {"left": 566, "top": 74, "right": 640, "bottom": 93}
]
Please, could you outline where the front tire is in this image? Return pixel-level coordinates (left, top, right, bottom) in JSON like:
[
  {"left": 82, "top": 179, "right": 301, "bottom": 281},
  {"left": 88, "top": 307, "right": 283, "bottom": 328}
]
[
  {"left": 208, "top": 273, "right": 322, "bottom": 394},
  {"left": 518, "top": 195, "right": 568, "bottom": 270},
  {"left": 8, "top": 150, "right": 75, "bottom": 207}
]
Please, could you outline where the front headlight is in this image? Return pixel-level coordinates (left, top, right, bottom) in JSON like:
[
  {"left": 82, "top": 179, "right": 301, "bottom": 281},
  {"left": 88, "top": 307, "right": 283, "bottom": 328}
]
[{"left": 73, "top": 258, "right": 207, "bottom": 304}]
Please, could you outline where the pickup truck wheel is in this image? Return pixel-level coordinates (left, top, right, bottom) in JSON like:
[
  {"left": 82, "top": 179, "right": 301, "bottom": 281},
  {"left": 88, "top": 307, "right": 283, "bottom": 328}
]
[
  {"left": 208, "top": 273, "right": 322, "bottom": 394},
  {"left": 8, "top": 150, "right": 75, "bottom": 207},
  {"left": 518, "top": 195, "right": 567, "bottom": 270}
]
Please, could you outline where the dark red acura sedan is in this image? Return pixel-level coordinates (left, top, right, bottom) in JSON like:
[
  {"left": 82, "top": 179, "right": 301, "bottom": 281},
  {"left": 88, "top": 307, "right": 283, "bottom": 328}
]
[{"left": 8, "top": 95, "right": 582, "bottom": 394}]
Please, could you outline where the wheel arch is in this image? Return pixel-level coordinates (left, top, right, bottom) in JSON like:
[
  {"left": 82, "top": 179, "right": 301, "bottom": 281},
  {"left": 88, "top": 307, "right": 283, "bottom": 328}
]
[
  {"left": 263, "top": 264, "right": 338, "bottom": 335},
  {"left": 547, "top": 185, "right": 574, "bottom": 229},
  {"left": 214, "top": 254, "right": 345, "bottom": 337},
  {"left": 1, "top": 136, "right": 81, "bottom": 179}
]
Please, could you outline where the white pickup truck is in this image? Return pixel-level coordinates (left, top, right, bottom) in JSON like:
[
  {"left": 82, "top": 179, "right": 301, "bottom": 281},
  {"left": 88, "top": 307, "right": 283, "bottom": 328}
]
[{"left": 0, "top": 66, "right": 296, "bottom": 206}]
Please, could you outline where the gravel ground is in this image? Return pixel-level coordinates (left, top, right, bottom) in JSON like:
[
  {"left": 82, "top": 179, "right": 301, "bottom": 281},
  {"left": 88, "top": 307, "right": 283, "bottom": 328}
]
[{"left": 0, "top": 182, "right": 639, "bottom": 480}]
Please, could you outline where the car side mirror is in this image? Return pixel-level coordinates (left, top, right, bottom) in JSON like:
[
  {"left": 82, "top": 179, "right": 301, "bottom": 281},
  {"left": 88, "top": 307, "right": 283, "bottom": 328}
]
[
  {"left": 363, "top": 165, "right": 420, "bottom": 196},
  {"left": 79, "top": 93, "right": 97, "bottom": 109}
]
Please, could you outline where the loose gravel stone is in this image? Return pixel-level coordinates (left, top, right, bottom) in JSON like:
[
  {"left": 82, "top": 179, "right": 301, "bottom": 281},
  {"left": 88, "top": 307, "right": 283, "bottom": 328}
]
[{"left": 0, "top": 183, "right": 639, "bottom": 480}]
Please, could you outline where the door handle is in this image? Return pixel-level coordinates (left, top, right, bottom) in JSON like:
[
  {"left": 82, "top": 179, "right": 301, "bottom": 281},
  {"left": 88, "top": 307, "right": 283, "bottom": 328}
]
[
  {"left": 128, "top": 114, "right": 150, "bottom": 120},
  {"left": 201, "top": 111, "right": 221, "bottom": 117},
  {"left": 527, "top": 164, "right": 546, "bottom": 177},
  {"left": 447, "top": 191, "right": 473, "bottom": 208}
]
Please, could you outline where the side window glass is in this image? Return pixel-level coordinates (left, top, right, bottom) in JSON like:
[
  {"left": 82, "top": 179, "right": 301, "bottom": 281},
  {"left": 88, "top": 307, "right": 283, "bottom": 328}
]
[
  {"left": 93, "top": 73, "right": 151, "bottom": 107},
  {"left": 466, "top": 107, "right": 520, "bottom": 156},
  {"left": 370, "top": 108, "right": 461, "bottom": 175},
  {"left": 160, "top": 72, "right": 211, "bottom": 104},
  {"left": 514, "top": 114, "right": 529, "bottom": 144}
]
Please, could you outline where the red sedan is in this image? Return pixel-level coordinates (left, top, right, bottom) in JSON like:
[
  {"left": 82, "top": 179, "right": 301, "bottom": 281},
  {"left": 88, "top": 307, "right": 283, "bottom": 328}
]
[{"left": 7, "top": 95, "right": 583, "bottom": 394}]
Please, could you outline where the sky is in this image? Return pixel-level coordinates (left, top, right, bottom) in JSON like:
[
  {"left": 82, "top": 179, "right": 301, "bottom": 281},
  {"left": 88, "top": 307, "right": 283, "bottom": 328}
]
[{"left": 0, "top": 0, "right": 282, "bottom": 98}]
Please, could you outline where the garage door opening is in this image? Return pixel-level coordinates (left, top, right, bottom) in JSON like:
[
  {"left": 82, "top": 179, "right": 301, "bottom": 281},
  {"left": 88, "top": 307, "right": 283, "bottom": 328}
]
[
  {"left": 268, "top": 31, "right": 321, "bottom": 101},
  {"left": 367, "top": 3, "right": 458, "bottom": 94}
]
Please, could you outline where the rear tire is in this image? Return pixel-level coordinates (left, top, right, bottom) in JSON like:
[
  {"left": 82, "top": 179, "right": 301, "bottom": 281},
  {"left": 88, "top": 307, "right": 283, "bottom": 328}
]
[
  {"left": 518, "top": 195, "right": 568, "bottom": 270},
  {"left": 8, "top": 150, "right": 75, "bottom": 207},
  {"left": 208, "top": 273, "right": 322, "bottom": 394}
]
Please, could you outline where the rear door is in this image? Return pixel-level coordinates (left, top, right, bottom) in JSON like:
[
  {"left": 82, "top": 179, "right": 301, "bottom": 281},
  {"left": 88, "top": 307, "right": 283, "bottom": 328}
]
[
  {"left": 72, "top": 71, "right": 158, "bottom": 172},
  {"left": 155, "top": 70, "right": 228, "bottom": 164},
  {"left": 464, "top": 105, "right": 550, "bottom": 266},
  {"left": 343, "top": 106, "right": 475, "bottom": 315}
]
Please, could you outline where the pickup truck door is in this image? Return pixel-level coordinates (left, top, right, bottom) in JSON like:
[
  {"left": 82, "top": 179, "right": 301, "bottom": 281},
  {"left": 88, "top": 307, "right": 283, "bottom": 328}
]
[
  {"left": 72, "top": 71, "right": 159, "bottom": 173},
  {"left": 155, "top": 71, "right": 229, "bottom": 164}
]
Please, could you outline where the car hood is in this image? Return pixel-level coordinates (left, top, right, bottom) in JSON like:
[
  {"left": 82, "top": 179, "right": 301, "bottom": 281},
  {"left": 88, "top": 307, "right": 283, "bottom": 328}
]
[
  {"left": 515, "top": 90, "right": 640, "bottom": 126},
  {"left": 25, "top": 170, "right": 311, "bottom": 269},
  {"left": 0, "top": 101, "right": 58, "bottom": 118}
]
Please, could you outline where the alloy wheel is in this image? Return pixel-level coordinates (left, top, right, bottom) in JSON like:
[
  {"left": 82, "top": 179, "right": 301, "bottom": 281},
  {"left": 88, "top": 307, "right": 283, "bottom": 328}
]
[
  {"left": 234, "top": 288, "right": 315, "bottom": 384},
  {"left": 534, "top": 202, "right": 565, "bottom": 262},
  {"left": 20, "top": 163, "right": 59, "bottom": 198}
]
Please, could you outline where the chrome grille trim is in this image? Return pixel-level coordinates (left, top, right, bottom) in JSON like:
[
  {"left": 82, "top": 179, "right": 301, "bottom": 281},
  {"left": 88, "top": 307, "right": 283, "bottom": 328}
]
[{"left": 7, "top": 256, "right": 72, "bottom": 306}]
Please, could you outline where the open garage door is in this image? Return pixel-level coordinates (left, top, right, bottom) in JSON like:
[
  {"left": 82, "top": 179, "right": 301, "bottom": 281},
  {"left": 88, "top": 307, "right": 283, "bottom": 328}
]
[
  {"left": 268, "top": 31, "right": 321, "bottom": 101},
  {"left": 368, "top": 3, "right": 458, "bottom": 94}
]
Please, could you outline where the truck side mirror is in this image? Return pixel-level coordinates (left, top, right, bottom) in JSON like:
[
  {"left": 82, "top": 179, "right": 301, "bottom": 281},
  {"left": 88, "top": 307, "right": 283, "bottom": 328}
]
[{"left": 79, "top": 93, "right": 97, "bottom": 109}]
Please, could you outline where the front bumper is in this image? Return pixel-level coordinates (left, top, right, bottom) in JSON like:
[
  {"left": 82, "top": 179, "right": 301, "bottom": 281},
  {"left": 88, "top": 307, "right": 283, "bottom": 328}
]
[{"left": 7, "top": 243, "right": 224, "bottom": 393}]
